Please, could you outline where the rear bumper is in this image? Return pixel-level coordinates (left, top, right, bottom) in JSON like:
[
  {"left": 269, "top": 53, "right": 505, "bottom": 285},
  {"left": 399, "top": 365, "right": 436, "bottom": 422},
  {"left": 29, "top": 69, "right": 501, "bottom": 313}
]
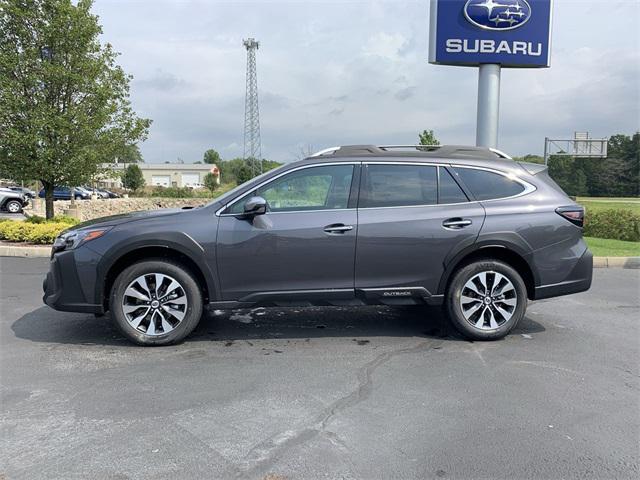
[
  {"left": 43, "top": 250, "right": 103, "bottom": 314},
  {"left": 532, "top": 248, "right": 593, "bottom": 300}
]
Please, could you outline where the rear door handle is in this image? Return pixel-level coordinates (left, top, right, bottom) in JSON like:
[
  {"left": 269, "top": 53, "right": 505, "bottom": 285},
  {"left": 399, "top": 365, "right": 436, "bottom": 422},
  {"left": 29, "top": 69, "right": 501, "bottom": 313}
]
[
  {"left": 324, "top": 224, "right": 354, "bottom": 234},
  {"left": 442, "top": 218, "right": 472, "bottom": 229}
]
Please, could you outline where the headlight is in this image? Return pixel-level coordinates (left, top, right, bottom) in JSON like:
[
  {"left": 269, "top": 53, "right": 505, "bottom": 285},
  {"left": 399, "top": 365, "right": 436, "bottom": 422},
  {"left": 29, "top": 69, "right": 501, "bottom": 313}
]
[{"left": 53, "top": 227, "right": 111, "bottom": 252}]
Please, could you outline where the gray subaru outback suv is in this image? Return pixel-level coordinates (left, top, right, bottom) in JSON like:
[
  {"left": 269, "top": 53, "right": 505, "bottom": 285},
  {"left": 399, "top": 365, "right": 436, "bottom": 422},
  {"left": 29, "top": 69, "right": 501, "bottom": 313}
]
[{"left": 43, "top": 145, "right": 592, "bottom": 345}]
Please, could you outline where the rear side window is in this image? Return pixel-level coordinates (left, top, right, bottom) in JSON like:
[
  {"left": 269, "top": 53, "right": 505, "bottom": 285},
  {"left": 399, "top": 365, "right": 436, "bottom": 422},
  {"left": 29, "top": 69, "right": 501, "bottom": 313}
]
[
  {"left": 454, "top": 167, "right": 525, "bottom": 200},
  {"left": 439, "top": 168, "right": 468, "bottom": 204},
  {"left": 360, "top": 164, "right": 437, "bottom": 208}
]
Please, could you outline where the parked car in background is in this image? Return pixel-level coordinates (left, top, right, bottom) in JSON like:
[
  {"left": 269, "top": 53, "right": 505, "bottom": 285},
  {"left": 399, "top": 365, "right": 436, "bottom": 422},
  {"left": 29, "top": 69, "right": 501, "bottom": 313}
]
[
  {"left": 0, "top": 188, "right": 28, "bottom": 213},
  {"left": 38, "top": 187, "right": 90, "bottom": 200},
  {"left": 102, "top": 189, "right": 121, "bottom": 198},
  {"left": 43, "top": 144, "right": 593, "bottom": 346},
  {"left": 8, "top": 186, "right": 36, "bottom": 199},
  {"left": 81, "top": 186, "right": 109, "bottom": 199}
]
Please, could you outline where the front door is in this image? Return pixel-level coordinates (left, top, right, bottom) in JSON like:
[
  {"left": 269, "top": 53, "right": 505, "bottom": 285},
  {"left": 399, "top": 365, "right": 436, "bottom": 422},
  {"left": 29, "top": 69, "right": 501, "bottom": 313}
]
[
  {"left": 355, "top": 163, "right": 485, "bottom": 296},
  {"left": 216, "top": 163, "right": 358, "bottom": 300}
]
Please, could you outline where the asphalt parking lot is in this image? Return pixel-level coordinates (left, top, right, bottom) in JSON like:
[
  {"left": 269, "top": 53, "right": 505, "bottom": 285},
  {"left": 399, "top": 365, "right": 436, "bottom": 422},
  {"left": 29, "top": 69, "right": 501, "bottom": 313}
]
[{"left": 1, "top": 257, "right": 638, "bottom": 480}]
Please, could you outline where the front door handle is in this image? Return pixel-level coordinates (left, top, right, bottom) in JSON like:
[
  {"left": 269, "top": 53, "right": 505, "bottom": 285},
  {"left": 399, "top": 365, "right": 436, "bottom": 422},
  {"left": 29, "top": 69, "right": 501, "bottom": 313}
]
[
  {"left": 442, "top": 218, "right": 472, "bottom": 229},
  {"left": 324, "top": 223, "right": 354, "bottom": 234}
]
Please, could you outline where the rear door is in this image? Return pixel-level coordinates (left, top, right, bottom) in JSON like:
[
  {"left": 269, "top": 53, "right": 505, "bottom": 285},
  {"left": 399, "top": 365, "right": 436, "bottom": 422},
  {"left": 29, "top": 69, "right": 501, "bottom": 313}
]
[{"left": 355, "top": 163, "right": 485, "bottom": 297}]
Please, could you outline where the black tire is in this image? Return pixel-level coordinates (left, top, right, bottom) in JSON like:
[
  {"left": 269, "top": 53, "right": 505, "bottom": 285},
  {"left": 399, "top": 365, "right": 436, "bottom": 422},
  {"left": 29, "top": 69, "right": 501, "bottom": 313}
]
[
  {"left": 445, "top": 260, "right": 527, "bottom": 341},
  {"left": 110, "top": 260, "right": 203, "bottom": 346},
  {"left": 5, "top": 200, "right": 23, "bottom": 214}
]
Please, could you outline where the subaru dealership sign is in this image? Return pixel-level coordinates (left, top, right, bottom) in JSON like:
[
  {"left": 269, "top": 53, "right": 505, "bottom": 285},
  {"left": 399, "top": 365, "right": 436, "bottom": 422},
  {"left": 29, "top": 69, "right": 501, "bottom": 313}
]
[{"left": 429, "top": 0, "right": 553, "bottom": 68}]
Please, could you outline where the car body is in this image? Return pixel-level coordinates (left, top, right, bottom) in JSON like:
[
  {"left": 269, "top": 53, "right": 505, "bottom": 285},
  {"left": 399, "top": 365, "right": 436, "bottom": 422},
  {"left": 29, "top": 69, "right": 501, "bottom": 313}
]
[
  {"left": 0, "top": 188, "right": 28, "bottom": 213},
  {"left": 101, "top": 189, "right": 120, "bottom": 198},
  {"left": 43, "top": 145, "right": 592, "bottom": 345},
  {"left": 81, "top": 186, "right": 110, "bottom": 199},
  {"left": 7, "top": 186, "right": 36, "bottom": 199},
  {"left": 38, "top": 187, "right": 90, "bottom": 200}
]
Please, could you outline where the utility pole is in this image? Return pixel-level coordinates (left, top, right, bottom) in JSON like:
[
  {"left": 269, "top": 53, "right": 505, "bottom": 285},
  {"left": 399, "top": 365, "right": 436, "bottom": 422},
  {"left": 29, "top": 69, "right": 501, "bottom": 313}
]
[{"left": 243, "top": 38, "right": 262, "bottom": 177}]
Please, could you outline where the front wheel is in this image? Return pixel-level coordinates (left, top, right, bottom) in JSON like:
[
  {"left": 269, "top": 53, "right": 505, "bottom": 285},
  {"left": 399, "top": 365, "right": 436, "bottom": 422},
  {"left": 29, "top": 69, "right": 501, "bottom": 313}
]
[
  {"left": 5, "top": 200, "right": 23, "bottom": 213},
  {"left": 446, "top": 260, "right": 527, "bottom": 341},
  {"left": 110, "top": 260, "right": 203, "bottom": 346}
]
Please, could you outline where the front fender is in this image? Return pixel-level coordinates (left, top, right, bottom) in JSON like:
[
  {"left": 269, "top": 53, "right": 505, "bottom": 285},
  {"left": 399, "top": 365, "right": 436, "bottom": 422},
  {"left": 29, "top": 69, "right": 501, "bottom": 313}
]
[{"left": 93, "top": 231, "right": 219, "bottom": 305}]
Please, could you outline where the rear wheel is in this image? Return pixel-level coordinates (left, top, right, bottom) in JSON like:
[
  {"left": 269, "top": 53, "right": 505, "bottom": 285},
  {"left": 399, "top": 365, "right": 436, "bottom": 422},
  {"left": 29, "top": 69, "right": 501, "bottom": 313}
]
[
  {"left": 446, "top": 260, "right": 527, "bottom": 340},
  {"left": 110, "top": 260, "right": 203, "bottom": 346}
]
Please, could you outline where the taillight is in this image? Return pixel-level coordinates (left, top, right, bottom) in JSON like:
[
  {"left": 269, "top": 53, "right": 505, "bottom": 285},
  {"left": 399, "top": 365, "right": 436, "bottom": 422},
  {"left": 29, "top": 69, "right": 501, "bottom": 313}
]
[{"left": 556, "top": 206, "right": 584, "bottom": 227}]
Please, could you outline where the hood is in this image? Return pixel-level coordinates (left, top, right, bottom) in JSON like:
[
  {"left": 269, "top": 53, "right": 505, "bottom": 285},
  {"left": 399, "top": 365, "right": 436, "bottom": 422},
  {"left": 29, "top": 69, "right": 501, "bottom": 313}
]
[{"left": 74, "top": 208, "right": 190, "bottom": 230}]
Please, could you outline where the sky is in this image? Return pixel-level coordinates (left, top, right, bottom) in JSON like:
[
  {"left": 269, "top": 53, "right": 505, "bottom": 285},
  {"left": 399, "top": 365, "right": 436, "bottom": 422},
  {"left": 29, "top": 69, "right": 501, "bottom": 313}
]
[{"left": 92, "top": 0, "right": 640, "bottom": 164}]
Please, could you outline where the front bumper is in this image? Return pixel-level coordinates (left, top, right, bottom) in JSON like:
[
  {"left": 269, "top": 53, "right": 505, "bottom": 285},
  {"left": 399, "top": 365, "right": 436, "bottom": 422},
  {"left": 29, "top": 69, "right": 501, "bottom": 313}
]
[
  {"left": 533, "top": 248, "right": 593, "bottom": 300},
  {"left": 42, "top": 250, "right": 103, "bottom": 314}
]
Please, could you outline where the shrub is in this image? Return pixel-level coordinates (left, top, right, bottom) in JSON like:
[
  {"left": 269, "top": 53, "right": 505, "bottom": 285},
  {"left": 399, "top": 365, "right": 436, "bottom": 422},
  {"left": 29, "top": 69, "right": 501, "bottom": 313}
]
[
  {"left": 25, "top": 215, "right": 79, "bottom": 225},
  {"left": 204, "top": 172, "right": 218, "bottom": 193},
  {"left": 0, "top": 221, "right": 70, "bottom": 244},
  {"left": 584, "top": 208, "right": 640, "bottom": 242},
  {"left": 151, "top": 186, "right": 194, "bottom": 198},
  {"left": 122, "top": 164, "right": 145, "bottom": 192}
]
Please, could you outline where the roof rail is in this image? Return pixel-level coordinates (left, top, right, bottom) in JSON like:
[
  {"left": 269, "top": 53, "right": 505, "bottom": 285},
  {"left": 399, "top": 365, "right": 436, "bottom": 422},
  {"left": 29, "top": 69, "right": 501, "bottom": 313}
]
[
  {"left": 310, "top": 146, "right": 341, "bottom": 157},
  {"left": 308, "top": 144, "right": 513, "bottom": 160},
  {"left": 378, "top": 144, "right": 443, "bottom": 152},
  {"left": 488, "top": 148, "right": 513, "bottom": 159}
]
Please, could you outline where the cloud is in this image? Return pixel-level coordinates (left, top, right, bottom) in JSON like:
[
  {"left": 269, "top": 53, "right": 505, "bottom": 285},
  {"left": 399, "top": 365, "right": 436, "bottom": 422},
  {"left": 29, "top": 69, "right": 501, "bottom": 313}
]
[
  {"left": 363, "top": 32, "right": 408, "bottom": 61},
  {"left": 137, "top": 69, "right": 185, "bottom": 91},
  {"left": 92, "top": 0, "right": 640, "bottom": 163},
  {"left": 395, "top": 86, "right": 416, "bottom": 101}
]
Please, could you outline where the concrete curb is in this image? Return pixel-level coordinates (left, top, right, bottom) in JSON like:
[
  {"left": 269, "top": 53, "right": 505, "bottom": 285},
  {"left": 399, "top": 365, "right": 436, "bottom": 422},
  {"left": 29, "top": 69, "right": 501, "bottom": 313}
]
[
  {"left": 1, "top": 243, "right": 639, "bottom": 268},
  {"left": 592, "top": 256, "right": 640, "bottom": 269},
  {"left": 0, "top": 244, "right": 51, "bottom": 258}
]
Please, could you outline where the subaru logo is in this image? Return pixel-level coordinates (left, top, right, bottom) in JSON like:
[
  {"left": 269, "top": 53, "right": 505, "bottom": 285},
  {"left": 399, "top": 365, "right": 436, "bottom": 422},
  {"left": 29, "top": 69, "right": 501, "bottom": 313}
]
[{"left": 464, "top": 0, "right": 532, "bottom": 31}]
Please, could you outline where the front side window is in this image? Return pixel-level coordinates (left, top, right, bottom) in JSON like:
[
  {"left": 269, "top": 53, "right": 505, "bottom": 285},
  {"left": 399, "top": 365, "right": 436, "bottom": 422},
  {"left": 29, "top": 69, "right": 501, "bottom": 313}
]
[
  {"left": 360, "top": 164, "right": 437, "bottom": 208},
  {"left": 453, "top": 167, "right": 526, "bottom": 201},
  {"left": 226, "top": 164, "right": 354, "bottom": 214}
]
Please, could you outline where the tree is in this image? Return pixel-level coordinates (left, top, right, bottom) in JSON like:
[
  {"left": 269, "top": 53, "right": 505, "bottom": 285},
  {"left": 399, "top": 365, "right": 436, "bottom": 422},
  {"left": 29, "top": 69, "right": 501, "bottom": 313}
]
[
  {"left": 203, "top": 172, "right": 218, "bottom": 193},
  {"left": 236, "top": 163, "right": 253, "bottom": 184},
  {"left": 118, "top": 144, "right": 143, "bottom": 163},
  {"left": 513, "top": 154, "right": 544, "bottom": 164},
  {"left": 121, "top": 164, "right": 144, "bottom": 192},
  {"left": 0, "top": 0, "right": 151, "bottom": 218},
  {"left": 203, "top": 149, "right": 221, "bottom": 165},
  {"left": 548, "top": 155, "right": 588, "bottom": 196},
  {"left": 418, "top": 129, "right": 440, "bottom": 146}
]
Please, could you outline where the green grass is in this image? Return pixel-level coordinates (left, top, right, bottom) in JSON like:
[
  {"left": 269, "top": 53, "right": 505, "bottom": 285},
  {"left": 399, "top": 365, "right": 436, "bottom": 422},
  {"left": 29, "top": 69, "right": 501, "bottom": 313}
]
[
  {"left": 577, "top": 197, "right": 640, "bottom": 214},
  {"left": 585, "top": 237, "right": 640, "bottom": 257}
]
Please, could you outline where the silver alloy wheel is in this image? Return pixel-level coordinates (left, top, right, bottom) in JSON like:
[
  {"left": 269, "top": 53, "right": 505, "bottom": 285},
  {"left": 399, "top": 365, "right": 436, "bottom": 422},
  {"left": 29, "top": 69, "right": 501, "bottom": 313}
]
[
  {"left": 121, "top": 273, "right": 188, "bottom": 336},
  {"left": 460, "top": 270, "right": 517, "bottom": 330},
  {"left": 6, "top": 201, "right": 21, "bottom": 213}
]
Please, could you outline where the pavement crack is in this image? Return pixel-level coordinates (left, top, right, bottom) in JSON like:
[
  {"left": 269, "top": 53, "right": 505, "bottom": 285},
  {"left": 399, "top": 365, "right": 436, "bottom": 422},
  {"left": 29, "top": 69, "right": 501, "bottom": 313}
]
[{"left": 232, "top": 339, "right": 440, "bottom": 479}]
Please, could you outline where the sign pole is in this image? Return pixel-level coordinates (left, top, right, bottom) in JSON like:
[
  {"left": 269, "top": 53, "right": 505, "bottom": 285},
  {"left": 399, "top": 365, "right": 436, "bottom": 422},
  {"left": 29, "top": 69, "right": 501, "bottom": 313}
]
[{"left": 476, "top": 63, "right": 501, "bottom": 149}]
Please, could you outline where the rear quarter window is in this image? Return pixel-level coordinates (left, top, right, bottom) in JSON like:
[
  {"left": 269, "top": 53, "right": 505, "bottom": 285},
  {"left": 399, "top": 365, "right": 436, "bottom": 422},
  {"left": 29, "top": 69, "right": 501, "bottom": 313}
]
[{"left": 453, "top": 167, "right": 525, "bottom": 201}]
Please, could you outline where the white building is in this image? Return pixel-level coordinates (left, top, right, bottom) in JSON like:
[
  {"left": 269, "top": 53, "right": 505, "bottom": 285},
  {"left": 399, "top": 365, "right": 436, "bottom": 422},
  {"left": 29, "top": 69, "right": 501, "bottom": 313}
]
[{"left": 100, "top": 163, "right": 217, "bottom": 189}]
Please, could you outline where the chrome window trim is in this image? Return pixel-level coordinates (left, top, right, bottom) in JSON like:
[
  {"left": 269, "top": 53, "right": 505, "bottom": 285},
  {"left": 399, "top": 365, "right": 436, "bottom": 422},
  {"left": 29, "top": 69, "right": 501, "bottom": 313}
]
[
  {"left": 216, "top": 161, "right": 536, "bottom": 216},
  {"left": 215, "top": 162, "right": 360, "bottom": 217},
  {"left": 357, "top": 162, "right": 535, "bottom": 210},
  {"left": 450, "top": 164, "right": 537, "bottom": 202}
]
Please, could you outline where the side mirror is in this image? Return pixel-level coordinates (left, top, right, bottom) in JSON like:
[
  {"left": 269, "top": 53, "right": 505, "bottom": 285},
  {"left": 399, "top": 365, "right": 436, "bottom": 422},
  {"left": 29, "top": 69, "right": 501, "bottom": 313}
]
[{"left": 243, "top": 196, "right": 267, "bottom": 217}]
